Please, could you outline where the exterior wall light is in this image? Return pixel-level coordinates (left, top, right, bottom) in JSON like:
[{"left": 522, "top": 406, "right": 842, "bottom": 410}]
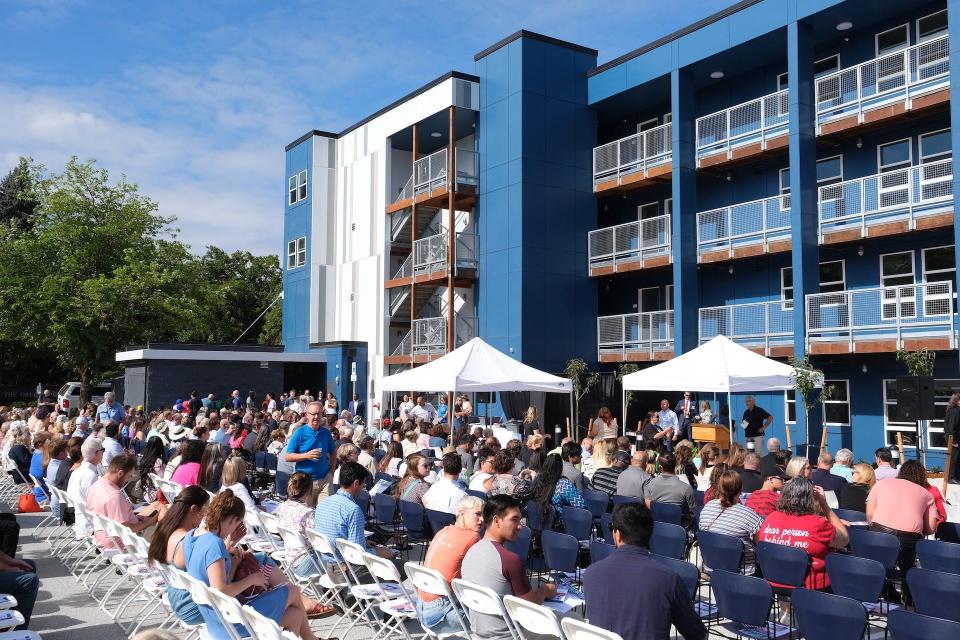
[
  {"left": 836, "top": 21, "right": 853, "bottom": 31},
  {"left": 710, "top": 71, "right": 725, "bottom": 79}
]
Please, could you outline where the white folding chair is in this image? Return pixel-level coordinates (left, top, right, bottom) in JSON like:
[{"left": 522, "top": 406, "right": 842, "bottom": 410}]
[
  {"left": 451, "top": 578, "right": 519, "bottom": 640},
  {"left": 335, "top": 538, "right": 404, "bottom": 638},
  {"left": 503, "top": 594, "right": 566, "bottom": 639},
  {"left": 181, "top": 570, "right": 246, "bottom": 640},
  {"left": 147, "top": 564, "right": 204, "bottom": 640},
  {"left": 404, "top": 562, "right": 471, "bottom": 639},
  {"left": 361, "top": 552, "right": 418, "bottom": 640},
  {"left": 27, "top": 474, "right": 56, "bottom": 535},
  {"left": 0, "top": 630, "right": 42, "bottom": 640},
  {"left": 239, "top": 603, "right": 286, "bottom": 640},
  {"left": 0, "top": 610, "right": 24, "bottom": 632},
  {"left": 256, "top": 510, "right": 288, "bottom": 567},
  {"left": 560, "top": 618, "right": 624, "bottom": 640},
  {"left": 204, "top": 585, "right": 254, "bottom": 640},
  {"left": 303, "top": 528, "right": 356, "bottom": 637}
]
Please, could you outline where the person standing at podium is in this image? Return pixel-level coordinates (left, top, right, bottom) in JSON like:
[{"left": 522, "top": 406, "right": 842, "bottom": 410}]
[{"left": 674, "top": 392, "right": 696, "bottom": 443}]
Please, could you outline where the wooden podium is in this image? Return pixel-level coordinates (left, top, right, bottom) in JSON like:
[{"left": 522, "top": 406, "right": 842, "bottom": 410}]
[{"left": 692, "top": 424, "right": 730, "bottom": 449}]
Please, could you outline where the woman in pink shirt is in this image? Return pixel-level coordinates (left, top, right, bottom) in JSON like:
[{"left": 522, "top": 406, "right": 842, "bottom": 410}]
[{"left": 170, "top": 440, "right": 206, "bottom": 487}]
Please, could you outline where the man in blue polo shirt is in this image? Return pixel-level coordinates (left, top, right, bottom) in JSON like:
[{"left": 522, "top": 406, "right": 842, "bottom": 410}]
[
  {"left": 284, "top": 401, "right": 336, "bottom": 503},
  {"left": 95, "top": 392, "right": 125, "bottom": 426},
  {"left": 583, "top": 502, "right": 706, "bottom": 640}
]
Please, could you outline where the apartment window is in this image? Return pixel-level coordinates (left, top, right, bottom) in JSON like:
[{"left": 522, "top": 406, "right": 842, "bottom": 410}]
[
  {"left": 638, "top": 202, "right": 660, "bottom": 219},
  {"left": 777, "top": 55, "right": 840, "bottom": 90},
  {"left": 638, "top": 118, "right": 659, "bottom": 132},
  {"left": 881, "top": 250, "right": 916, "bottom": 319},
  {"left": 878, "top": 138, "right": 912, "bottom": 172},
  {"left": 663, "top": 198, "right": 672, "bottom": 216},
  {"left": 814, "top": 55, "right": 840, "bottom": 78},
  {"left": 638, "top": 287, "right": 661, "bottom": 313},
  {"left": 919, "top": 128, "right": 951, "bottom": 163},
  {"left": 779, "top": 155, "right": 843, "bottom": 194},
  {"left": 819, "top": 260, "right": 846, "bottom": 293},
  {"left": 781, "top": 261, "right": 846, "bottom": 309},
  {"left": 665, "top": 285, "right": 674, "bottom": 311},
  {"left": 917, "top": 10, "right": 948, "bottom": 42},
  {"left": 922, "top": 245, "right": 955, "bottom": 316},
  {"left": 876, "top": 24, "right": 910, "bottom": 56},
  {"left": 922, "top": 245, "right": 955, "bottom": 283},
  {"left": 784, "top": 381, "right": 849, "bottom": 426},
  {"left": 823, "top": 380, "right": 851, "bottom": 426},
  {"left": 287, "top": 236, "right": 306, "bottom": 270},
  {"left": 288, "top": 170, "right": 308, "bottom": 205},
  {"left": 883, "top": 378, "right": 957, "bottom": 449}
]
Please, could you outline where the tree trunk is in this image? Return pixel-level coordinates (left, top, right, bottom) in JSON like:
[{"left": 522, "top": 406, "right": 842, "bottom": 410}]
[{"left": 79, "top": 366, "right": 92, "bottom": 406}]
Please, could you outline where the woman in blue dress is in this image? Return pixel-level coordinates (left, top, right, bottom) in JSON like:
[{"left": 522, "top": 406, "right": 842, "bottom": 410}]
[{"left": 180, "top": 489, "right": 319, "bottom": 640}]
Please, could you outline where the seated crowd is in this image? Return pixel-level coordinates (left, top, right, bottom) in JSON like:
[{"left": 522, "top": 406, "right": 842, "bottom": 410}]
[{"left": 0, "top": 390, "right": 956, "bottom": 640}]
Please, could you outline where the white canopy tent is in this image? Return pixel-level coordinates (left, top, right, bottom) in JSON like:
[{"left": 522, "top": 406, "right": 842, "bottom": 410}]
[
  {"left": 620, "top": 335, "right": 821, "bottom": 440},
  {"left": 381, "top": 337, "right": 574, "bottom": 426}
]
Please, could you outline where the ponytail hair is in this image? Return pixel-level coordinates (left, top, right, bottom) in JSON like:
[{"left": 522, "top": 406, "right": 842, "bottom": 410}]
[
  {"left": 716, "top": 471, "right": 742, "bottom": 509},
  {"left": 147, "top": 485, "right": 210, "bottom": 565}
]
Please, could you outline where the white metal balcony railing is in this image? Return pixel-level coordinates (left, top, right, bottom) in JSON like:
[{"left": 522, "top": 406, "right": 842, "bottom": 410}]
[
  {"left": 597, "top": 311, "right": 674, "bottom": 360},
  {"left": 588, "top": 214, "right": 671, "bottom": 270},
  {"left": 412, "top": 231, "right": 480, "bottom": 277},
  {"left": 816, "top": 35, "right": 949, "bottom": 125},
  {"left": 412, "top": 148, "right": 479, "bottom": 196},
  {"left": 696, "top": 89, "right": 789, "bottom": 159},
  {"left": 394, "top": 175, "right": 414, "bottom": 203},
  {"left": 413, "top": 315, "right": 478, "bottom": 355},
  {"left": 391, "top": 254, "right": 412, "bottom": 281},
  {"left": 699, "top": 301, "right": 794, "bottom": 352},
  {"left": 697, "top": 194, "right": 791, "bottom": 256},
  {"left": 593, "top": 122, "right": 672, "bottom": 186},
  {"left": 819, "top": 159, "right": 953, "bottom": 237},
  {"left": 391, "top": 330, "right": 412, "bottom": 356},
  {"left": 806, "top": 281, "right": 956, "bottom": 350}
]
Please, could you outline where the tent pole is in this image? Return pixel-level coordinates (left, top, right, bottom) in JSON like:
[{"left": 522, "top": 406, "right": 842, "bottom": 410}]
[
  {"left": 621, "top": 387, "right": 626, "bottom": 439},
  {"left": 727, "top": 391, "right": 733, "bottom": 445},
  {"left": 569, "top": 392, "right": 575, "bottom": 442}
]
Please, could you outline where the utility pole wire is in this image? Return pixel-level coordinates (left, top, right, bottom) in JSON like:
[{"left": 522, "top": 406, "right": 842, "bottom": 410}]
[{"left": 233, "top": 291, "right": 283, "bottom": 344}]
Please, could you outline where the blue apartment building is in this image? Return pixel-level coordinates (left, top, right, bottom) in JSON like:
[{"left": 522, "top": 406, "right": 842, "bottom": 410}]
[{"left": 283, "top": 0, "right": 960, "bottom": 467}]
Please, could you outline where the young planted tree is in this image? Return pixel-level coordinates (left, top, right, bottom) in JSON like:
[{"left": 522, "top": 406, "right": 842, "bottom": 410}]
[
  {"left": 896, "top": 347, "right": 936, "bottom": 376},
  {"left": 789, "top": 355, "right": 834, "bottom": 454},
  {"left": 564, "top": 357, "right": 598, "bottom": 433}
]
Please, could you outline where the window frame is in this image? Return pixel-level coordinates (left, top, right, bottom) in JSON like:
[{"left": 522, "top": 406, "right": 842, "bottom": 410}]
[
  {"left": 818, "top": 260, "right": 846, "bottom": 294},
  {"left": 784, "top": 388, "right": 796, "bottom": 424},
  {"left": 813, "top": 54, "right": 841, "bottom": 78},
  {"left": 921, "top": 244, "right": 956, "bottom": 283},
  {"left": 777, "top": 72, "right": 788, "bottom": 92},
  {"left": 880, "top": 250, "right": 917, "bottom": 320},
  {"left": 297, "top": 170, "right": 308, "bottom": 202},
  {"left": 779, "top": 155, "right": 844, "bottom": 195},
  {"left": 880, "top": 250, "right": 916, "bottom": 287},
  {"left": 288, "top": 176, "right": 298, "bottom": 205},
  {"left": 877, "top": 137, "right": 913, "bottom": 173},
  {"left": 919, "top": 127, "right": 952, "bottom": 164},
  {"left": 286, "top": 235, "right": 307, "bottom": 270},
  {"left": 638, "top": 201, "right": 660, "bottom": 220},
  {"left": 823, "top": 379, "right": 851, "bottom": 427},
  {"left": 875, "top": 23, "right": 910, "bottom": 56},
  {"left": 780, "top": 266, "right": 794, "bottom": 310},
  {"left": 917, "top": 10, "right": 948, "bottom": 43},
  {"left": 882, "top": 378, "right": 955, "bottom": 451},
  {"left": 638, "top": 118, "right": 659, "bottom": 132}
]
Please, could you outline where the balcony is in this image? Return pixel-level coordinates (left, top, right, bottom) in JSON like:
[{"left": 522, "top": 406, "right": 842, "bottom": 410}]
[
  {"left": 587, "top": 214, "right": 671, "bottom": 276},
  {"left": 696, "top": 90, "right": 789, "bottom": 168},
  {"left": 699, "top": 301, "right": 794, "bottom": 358},
  {"left": 592, "top": 123, "right": 672, "bottom": 193},
  {"left": 386, "top": 231, "right": 479, "bottom": 287},
  {"left": 806, "top": 281, "right": 956, "bottom": 355},
  {"left": 597, "top": 311, "right": 674, "bottom": 363},
  {"left": 697, "top": 194, "right": 791, "bottom": 263},
  {"left": 819, "top": 159, "right": 953, "bottom": 243},
  {"left": 414, "top": 315, "right": 478, "bottom": 359},
  {"left": 816, "top": 35, "right": 950, "bottom": 135},
  {"left": 387, "top": 148, "right": 479, "bottom": 212}
]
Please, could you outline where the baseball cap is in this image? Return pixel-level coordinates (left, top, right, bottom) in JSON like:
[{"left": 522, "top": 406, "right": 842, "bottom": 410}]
[
  {"left": 761, "top": 469, "right": 787, "bottom": 481},
  {"left": 615, "top": 450, "right": 632, "bottom": 465}
]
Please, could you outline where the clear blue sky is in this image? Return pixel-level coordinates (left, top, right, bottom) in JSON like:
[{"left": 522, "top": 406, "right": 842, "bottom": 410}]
[{"left": 1, "top": 0, "right": 731, "bottom": 256}]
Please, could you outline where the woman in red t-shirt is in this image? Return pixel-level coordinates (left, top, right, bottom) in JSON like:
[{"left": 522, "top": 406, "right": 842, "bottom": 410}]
[{"left": 756, "top": 478, "right": 849, "bottom": 590}]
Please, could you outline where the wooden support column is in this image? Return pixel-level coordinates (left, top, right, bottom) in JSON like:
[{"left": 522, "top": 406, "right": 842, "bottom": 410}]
[
  {"left": 447, "top": 106, "right": 456, "bottom": 355},
  {"left": 410, "top": 123, "right": 418, "bottom": 368}
]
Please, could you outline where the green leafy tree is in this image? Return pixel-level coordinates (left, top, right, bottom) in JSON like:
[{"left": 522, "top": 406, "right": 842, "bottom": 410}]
[
  {"left": 564, "top": 357, "right": 599, "bottom": 431},
  {"left": 896, "top": 348, "right": 936, "bottom": 377},
  {"left": 0, "top": 158, "right": 202, "bottom": 403},
  {"left": 191, "top": 247, "right": 282, "bottom": 344},
  {"left": 0, "top": 158, "right": 39, "bottom": 230},
  {"left": 616, "top": 363, "right": 641, "bottom": 405},
  {"left": 258, "top": 298, "right": 283, "bottom": 345},
  {"left": 789, "top": 355, "right": 835, "bottom": 452}
]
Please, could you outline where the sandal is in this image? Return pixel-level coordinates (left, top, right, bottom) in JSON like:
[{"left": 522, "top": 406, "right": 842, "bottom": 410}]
[{"left": 306, "top": 603, "right": 337, "bottom": 619}]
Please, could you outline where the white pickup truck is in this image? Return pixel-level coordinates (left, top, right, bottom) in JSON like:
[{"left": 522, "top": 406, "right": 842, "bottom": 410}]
[{"left": 56, "top": 382, "right": 111, "bottom": 412}]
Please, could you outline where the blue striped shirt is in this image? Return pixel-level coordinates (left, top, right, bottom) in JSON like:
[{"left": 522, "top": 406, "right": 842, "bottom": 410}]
[{"left": 313, "top": 490, "right": 365, "bottom": 560}]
